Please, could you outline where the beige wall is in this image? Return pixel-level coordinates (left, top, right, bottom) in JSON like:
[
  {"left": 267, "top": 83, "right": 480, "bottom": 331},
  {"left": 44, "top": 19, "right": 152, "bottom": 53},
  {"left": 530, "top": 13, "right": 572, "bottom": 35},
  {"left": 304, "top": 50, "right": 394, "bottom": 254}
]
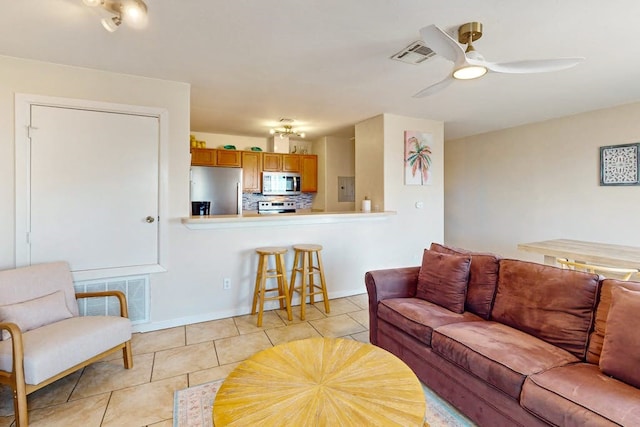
[
  {"left": 1, "top": 56, "right": 445, "bottom": 331},
  {"left": 316, "top": 136, "right": 355, "bottom": 212},
  {"left": 0, "top": 55, "right": 190, "bottom": 272},
  {"left": 445, "top": 102, "right": 640, "bottom": 261},
  {"left": 355, "top": 115, "right": 385, "bottom": 210},
  {"left": 355, "top": 113, "right": 445, "bottom": 262},
  {"left": 190, "top": 131, "right": 268, "bottom": 151}
]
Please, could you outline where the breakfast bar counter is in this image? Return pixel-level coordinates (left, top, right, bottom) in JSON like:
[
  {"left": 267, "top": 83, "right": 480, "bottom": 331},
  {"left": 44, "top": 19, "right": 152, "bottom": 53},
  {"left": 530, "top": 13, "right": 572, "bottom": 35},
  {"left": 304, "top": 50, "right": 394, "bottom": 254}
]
[{"left": 181, "top": 210, "right": 396, "bottom": 229}]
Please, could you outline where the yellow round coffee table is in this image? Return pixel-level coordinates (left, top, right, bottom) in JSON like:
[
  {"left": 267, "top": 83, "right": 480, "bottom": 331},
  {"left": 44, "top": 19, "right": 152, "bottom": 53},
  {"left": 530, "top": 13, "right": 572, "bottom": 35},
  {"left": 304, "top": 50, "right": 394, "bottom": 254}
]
[{"left": 213, "top": 337, "right": 426, "bottom": 426}]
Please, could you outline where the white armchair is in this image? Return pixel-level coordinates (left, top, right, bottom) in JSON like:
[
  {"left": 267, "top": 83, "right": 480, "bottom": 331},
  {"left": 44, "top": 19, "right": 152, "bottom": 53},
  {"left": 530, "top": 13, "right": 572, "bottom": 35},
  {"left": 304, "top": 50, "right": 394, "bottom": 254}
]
[{"left": 0, "top": 262, "right": 133, "bottom": 426}]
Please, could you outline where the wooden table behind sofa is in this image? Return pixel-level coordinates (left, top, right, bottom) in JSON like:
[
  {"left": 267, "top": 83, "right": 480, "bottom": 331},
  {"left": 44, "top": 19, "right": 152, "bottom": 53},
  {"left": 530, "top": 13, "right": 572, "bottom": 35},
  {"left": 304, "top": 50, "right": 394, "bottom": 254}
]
[{"left": 517, "top": 239, "right": 640, "bottom": 271}]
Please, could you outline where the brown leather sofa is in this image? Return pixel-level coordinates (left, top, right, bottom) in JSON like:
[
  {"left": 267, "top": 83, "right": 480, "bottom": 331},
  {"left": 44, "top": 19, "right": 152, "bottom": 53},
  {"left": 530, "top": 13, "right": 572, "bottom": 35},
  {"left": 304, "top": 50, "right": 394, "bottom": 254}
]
[{"left": 366, "top": 243, "right": 640, "bottom": 426}]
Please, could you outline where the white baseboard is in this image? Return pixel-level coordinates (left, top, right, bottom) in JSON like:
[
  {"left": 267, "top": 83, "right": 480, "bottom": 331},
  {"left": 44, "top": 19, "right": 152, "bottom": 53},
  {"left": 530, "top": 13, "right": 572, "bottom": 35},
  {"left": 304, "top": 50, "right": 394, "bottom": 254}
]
[{"left": 132, "top": 287, "right": 365, "bottom": 333}]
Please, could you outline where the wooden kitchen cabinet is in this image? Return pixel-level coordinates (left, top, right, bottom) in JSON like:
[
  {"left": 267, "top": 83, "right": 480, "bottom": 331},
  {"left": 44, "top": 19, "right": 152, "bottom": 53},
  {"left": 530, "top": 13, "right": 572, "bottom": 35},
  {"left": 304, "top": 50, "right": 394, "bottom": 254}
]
[
  {"left": 262, "top": 153, "right": 282, "bottom": 171},
  {"left": 242, "top": 151, "right": 262, "bottom": 193},
  {"left": 300, "top": 155, "right": 318, "bottom": 192},
  {"left": 191, "top": 148, "right": 241, "bottom": 167},
  {"left": 216, "top": 149, "right": 242, "bottom": 167},
  {"left": 283, "top": 154, "right": 301, "bottom": 172},
  {"left": 190, "top": 148, "right": 216, "bottom": 166}
]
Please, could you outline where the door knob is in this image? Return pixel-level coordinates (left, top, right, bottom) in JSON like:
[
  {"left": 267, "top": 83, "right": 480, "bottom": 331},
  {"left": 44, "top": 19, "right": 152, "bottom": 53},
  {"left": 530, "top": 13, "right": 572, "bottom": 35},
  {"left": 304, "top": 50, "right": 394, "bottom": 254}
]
[{"left": 146, "top": 216, "right": 155, "bottom": 223}]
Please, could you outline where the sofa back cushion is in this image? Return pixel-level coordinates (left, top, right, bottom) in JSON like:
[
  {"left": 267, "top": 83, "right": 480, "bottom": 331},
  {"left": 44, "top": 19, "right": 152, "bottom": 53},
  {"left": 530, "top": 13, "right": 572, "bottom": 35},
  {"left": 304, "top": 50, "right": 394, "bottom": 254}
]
[
  {"left": 430, "top": 243, "right": 500, "bottom": 319},
  {"left": 491, "top": 259, "right": 600, "bottom": 359},
  {"left": 599, "top": 286, "right": 640, "bottom": 388},
  {"left": 586, "top": 278, "right": 640, "bottom": 364},
  {"left": 416, "top": 249, "right": 471, "bottom": 314}
]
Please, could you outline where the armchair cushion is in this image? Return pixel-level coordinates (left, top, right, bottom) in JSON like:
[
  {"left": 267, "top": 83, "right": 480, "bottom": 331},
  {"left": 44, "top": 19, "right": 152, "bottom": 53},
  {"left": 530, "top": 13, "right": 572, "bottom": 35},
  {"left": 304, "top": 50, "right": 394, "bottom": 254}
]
[
  {"left": 0, "top": 316, "right": 131, "bottom": 385},
  {"left": 0, "top": 291, "right": 73, "bottom": 340}
]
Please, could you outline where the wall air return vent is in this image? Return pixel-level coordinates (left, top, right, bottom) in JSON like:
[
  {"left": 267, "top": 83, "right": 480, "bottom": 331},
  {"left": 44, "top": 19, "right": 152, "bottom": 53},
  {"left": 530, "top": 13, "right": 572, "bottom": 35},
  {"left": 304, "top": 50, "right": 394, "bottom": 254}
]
[
  {"left": 391, "top": 41, "right": 435, "bottom": 64},
  {"left": 74, "top": 275, "right": 149, "bottom": 324}
]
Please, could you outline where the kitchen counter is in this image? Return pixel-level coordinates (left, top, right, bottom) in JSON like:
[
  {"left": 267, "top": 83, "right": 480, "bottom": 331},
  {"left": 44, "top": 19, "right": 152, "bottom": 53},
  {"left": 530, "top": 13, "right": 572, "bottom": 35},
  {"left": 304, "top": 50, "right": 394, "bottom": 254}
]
[{"left": 181, "top": 210, "right": 396, "bottom": 229}]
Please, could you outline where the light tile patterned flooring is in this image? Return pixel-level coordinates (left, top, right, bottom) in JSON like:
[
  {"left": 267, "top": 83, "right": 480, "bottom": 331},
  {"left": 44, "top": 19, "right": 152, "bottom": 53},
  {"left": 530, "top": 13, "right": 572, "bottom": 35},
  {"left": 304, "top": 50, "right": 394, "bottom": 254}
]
[{"left": 0, "top": 294, "right": 370, "bottom": 427}]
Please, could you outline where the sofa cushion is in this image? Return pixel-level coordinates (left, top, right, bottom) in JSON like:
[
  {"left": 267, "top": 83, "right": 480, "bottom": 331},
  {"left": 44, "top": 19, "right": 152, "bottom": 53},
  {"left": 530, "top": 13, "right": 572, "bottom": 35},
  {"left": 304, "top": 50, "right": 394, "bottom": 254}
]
[
  {"left": 522, "top": 363, "right": 640, "bottom": 426},
  {"left": 491, "top": 259, "right": 599, "bottom": 359},
  {"left": 378, "top": 298, "right": 482, "bottom": 346},
  {"left": 429, "top": 243, "right": 500, "bottom": 319},
  {"left": 0, "top": 291, "right": 74, "bottom": 340},
  {"left": 0, "top": 316, "right": 131, "bottom": 385},
  {"left": 432, "top": 321, "right": 578, "bottom": 400},
  {"left": 599, "top": 286, "right": 640, "bottom": 388},
  {"left": 587, "top": 279, "right": 640, "bottom": 364},
  {"left": 416, "top": 249, "right": 471, "bottom": 314}
]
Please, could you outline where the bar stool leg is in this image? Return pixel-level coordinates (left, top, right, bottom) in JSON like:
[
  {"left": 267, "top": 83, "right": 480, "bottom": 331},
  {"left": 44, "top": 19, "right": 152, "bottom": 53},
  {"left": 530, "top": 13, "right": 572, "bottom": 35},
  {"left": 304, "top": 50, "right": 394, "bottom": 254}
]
[
  {"left": 316, "top": 250, "right": 330, "bottom": 314},
  {"left": 300, "top": 251, "right": 309, "bottom": 320},
  {"left": 251, "top": 254, "right": 264, "bottom": 316},
  {"left": 289, "top": 250, "right": 300, "bottom": 303},
  {"left": 257, "top": 255, "right": 269, "bottom": 327},
  {"left": 277, "top": 253, "right": 293, "bottom": 321},
  {"left": 275, "top": 253, "right": 285, "bottom": 310},
  {"left": 307, "top": 251, "right": 316, "bottom": 306}
]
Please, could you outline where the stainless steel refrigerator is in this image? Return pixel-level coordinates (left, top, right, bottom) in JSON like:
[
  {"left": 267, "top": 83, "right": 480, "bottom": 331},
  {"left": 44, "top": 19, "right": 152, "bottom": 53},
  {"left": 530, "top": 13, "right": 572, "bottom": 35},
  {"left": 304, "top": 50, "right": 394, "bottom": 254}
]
[{"left": 190, "top": 166, "right": 243, "bottom": 215}]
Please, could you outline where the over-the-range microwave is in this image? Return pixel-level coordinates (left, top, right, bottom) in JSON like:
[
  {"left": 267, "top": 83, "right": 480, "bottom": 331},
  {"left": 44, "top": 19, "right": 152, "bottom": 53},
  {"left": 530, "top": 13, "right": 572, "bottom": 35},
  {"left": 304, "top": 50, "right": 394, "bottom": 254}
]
[{"left": 262, "top": 172, "right": 301, "bottom": 195}]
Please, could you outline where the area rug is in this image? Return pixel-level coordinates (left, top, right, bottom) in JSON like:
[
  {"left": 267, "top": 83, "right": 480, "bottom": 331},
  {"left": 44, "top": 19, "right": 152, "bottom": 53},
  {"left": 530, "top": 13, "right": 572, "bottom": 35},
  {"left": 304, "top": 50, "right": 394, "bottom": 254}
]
[{"left": 174, "top": 378, "right": 475, "bottom": 427}]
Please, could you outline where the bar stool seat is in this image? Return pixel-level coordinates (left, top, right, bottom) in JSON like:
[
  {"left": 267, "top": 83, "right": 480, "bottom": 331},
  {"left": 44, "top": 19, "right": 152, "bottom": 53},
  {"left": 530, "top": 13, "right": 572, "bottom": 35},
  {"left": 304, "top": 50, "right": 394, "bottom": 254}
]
[
  {"left": 289, "top": 244, "right": 330, "bottom": 320},
  {"left": 252, "top": 246, "right": 292, "bottom": 326}
]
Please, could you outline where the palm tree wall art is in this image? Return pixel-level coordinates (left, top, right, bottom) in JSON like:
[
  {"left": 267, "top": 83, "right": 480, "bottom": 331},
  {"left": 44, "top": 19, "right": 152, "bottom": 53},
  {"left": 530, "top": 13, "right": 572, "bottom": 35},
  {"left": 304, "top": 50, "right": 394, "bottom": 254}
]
[{"left": 404, "top": 131, "right": 433, "bottom": 185}]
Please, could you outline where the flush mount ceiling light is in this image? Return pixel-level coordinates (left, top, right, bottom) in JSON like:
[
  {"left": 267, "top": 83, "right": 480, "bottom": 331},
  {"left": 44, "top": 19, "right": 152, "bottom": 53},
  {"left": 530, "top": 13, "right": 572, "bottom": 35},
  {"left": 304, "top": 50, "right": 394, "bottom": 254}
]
[
  {"left": 83, "top": 0, "right": 148, "bottom": 32},
  {"left": 269, "top": 119, "right": 306, "bottom": 139}
]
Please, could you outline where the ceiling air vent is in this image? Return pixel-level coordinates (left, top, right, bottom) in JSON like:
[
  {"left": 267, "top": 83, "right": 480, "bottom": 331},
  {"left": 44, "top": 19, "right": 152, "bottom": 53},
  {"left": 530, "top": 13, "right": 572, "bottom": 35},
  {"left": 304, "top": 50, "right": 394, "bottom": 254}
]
[{"left": 391, "top": 41, "right": 435, "bottom": 65}]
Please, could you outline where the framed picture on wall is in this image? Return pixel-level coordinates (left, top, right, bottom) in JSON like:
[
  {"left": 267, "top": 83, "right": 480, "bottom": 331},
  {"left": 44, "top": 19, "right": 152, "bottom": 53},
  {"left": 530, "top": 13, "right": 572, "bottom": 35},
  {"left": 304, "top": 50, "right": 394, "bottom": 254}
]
[
  {"left": 404, "top": 131, "right": 433, "bottom": 185},
  {"left": 600, "top": 143, "right": 640, "bottom": 186}
]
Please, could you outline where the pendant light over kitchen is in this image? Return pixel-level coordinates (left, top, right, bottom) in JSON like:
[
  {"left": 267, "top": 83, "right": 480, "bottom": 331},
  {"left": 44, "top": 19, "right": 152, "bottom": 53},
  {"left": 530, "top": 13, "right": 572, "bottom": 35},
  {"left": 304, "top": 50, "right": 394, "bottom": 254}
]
[{"left": 269, "top": 118, "right": 306, "bottom": 139}]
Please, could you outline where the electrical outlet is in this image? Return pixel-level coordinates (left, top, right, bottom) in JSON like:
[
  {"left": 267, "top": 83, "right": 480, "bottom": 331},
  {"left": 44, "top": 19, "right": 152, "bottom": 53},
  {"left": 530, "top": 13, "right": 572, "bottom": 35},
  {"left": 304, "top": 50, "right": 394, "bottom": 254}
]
[{"left": 223, "top": 278, "right": 231, "bottom": 290}]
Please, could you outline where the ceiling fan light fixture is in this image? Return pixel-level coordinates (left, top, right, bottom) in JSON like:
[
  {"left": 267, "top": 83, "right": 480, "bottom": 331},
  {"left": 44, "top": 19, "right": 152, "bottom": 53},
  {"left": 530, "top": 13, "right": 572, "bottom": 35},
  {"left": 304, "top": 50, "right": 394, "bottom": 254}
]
[
  {"left": 85, "top": 0, "right": 148, "bottom": 31},
  {"left": 101, "top": 15, "right": 122, "bottom": 32},
  {"left": 453, "top": 65, "right": 487, "bottom": 80},
  {"left": 121, "top": 0, "right": 148, "bottom": 28}
]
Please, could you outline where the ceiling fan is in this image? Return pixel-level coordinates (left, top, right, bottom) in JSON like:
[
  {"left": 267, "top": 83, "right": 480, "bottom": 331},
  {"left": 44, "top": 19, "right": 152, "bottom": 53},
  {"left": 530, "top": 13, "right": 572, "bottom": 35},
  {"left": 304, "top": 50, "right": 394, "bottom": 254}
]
[{"left": 413, "top": 22, "right": 584, "bottom": 98}]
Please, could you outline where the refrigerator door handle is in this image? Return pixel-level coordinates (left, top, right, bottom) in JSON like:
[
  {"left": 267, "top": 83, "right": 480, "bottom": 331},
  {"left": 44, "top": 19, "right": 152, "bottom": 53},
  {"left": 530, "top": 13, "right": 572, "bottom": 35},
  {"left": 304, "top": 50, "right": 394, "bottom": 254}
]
[{"left": 237, "top": 182, "right": 242, "bottom": 215}]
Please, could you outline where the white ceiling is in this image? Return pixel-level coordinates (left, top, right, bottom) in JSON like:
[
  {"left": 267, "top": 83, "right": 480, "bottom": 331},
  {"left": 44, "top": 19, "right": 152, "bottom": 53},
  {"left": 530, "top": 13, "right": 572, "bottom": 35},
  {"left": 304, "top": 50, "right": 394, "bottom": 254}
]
[{"left": 1, "top": 1, "right": 639, "bottom": 140}]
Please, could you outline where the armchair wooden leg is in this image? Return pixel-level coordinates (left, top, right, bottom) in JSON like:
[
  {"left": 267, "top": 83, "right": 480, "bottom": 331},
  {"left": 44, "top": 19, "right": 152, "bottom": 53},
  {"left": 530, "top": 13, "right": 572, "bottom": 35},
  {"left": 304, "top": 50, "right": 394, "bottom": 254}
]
[
  {"left": 123, "top": 341, "right": 133, "bottom": 369},
  {"left": 13, "top": 383, "right": 28, "bottom": 427}
]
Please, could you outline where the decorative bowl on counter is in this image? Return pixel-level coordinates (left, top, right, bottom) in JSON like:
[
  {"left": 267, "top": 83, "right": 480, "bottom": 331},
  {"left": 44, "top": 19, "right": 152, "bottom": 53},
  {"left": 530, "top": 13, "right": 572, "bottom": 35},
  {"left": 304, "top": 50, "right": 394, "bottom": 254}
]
[
  {"left": 222, "top": 145, "right": 236, "bottom": 150},
  {"left": 250, "top": 146, "right": 262, "bottom": 152}
]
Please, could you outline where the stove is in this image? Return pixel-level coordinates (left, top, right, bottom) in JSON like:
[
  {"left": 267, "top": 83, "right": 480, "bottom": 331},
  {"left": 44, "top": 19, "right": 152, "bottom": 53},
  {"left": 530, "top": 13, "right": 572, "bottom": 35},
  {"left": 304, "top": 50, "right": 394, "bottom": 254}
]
[{"left": 258, "top": 201, "right": 297, "bottom": 214}]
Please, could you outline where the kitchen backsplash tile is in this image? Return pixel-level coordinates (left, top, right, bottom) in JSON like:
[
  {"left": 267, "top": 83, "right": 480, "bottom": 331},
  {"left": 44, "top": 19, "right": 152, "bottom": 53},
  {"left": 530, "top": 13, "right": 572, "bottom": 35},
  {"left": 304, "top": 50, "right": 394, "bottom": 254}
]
[{"left": 243, "top": 193, "right": 313, "bottom": 212}]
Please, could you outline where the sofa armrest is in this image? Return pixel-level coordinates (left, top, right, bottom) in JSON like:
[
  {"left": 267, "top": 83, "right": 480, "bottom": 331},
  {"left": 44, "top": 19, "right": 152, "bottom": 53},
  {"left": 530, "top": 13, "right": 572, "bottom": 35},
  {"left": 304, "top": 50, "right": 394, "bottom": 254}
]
[
  {"left": 365, "top": 266, "right": 420, "bottom": 345},
  {"left": 75, "top": 291, "right": 129, "bottom": 318}
]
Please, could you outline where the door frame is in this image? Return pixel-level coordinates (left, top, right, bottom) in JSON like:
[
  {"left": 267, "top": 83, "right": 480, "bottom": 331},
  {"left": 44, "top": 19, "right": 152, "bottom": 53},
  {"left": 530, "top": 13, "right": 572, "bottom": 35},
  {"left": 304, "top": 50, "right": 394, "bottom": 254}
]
[{"left": 15, "top": 93, "right": 169, "bottom": 281}]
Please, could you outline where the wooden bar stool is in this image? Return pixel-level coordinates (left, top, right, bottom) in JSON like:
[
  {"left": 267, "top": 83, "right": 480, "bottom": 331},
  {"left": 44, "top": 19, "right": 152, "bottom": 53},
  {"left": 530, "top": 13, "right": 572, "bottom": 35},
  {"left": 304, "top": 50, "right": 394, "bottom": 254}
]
[
  {"left": 251, "top": 247, "right": 292, "bottom": 326},
  {"left": 289, "top": 244, "right": 330, "bottom": 320}
]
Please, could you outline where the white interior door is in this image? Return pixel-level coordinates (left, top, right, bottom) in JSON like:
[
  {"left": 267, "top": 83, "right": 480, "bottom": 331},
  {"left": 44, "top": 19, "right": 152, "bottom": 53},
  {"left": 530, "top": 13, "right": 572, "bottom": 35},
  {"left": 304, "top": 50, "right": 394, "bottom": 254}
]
[{"left": 28, "top": 105, "right": 159, "bottom": 272}]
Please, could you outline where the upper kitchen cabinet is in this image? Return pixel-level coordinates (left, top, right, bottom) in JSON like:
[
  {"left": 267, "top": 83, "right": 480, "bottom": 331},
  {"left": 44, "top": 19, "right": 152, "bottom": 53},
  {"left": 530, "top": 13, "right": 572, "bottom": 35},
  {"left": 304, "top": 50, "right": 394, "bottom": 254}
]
[
  {"left": 191, "top": 148, "right": 216, "bottom": 166},
  {"left": 242, "top": 151, "right": 262, "bottom": 193},
  {"left": 300, "top": 155, "right": 318, "bottom": 193},
  {"left": 216, "top": 149, "right": 242, "bottom": 167},
  {"left": 262, "top": 153, "right": 282, "bottom": 171},
  {"left": 283, "top": 154, "right": 301, "bottom": 172},
  {"left": 190, "top": 148, "right": 241, "bottom": 167}
]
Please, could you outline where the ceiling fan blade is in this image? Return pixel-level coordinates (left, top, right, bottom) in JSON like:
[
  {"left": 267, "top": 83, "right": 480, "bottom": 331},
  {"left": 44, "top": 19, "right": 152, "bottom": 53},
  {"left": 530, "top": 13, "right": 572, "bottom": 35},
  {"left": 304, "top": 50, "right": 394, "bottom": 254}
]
[
  {"left": 486, "top": 57, "right": 584, "bottom": 74},
  {"left": 419, "top": 24, "right": 466, "bottom": 65},
  {"left": 413, "top": 76, "right": 454, "bottom": 98}
]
